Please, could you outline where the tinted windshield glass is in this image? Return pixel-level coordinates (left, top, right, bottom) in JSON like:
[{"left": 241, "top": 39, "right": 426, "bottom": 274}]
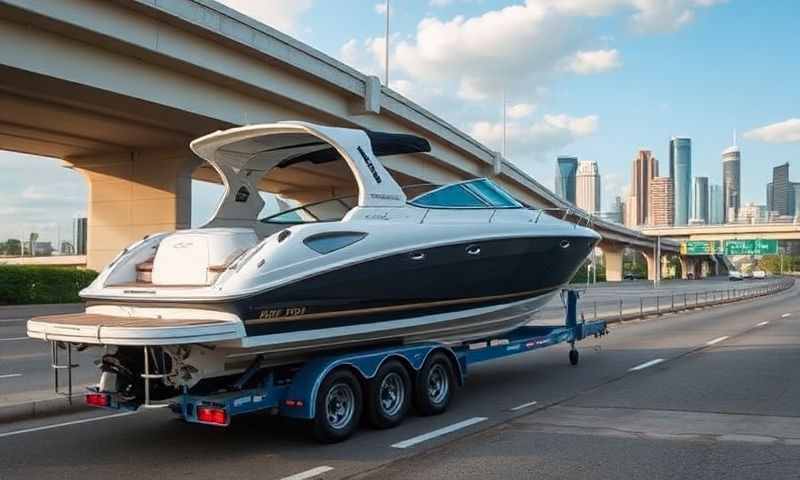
[
  {"left": 411, "top": 184, "right": 488, "bottom": 208},
  {"left": 463, "top": 179, "right": 521, "bottom": 207},
  {"left": 260, "top": 197, "right": 355, "bottom": 224}
]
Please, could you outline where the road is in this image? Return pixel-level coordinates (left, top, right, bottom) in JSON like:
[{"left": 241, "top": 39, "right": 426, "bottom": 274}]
[
  {"left": 0, "top": 277, "right": 768, "bottom": 400},
  {"left": 0, "top": 278, "right": 797, "bottom": 479}
]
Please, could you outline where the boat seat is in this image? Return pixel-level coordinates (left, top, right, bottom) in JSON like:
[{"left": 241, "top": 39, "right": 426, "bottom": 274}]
[{"left": 135, "top": 258, "right": 154, "bottom": 283}]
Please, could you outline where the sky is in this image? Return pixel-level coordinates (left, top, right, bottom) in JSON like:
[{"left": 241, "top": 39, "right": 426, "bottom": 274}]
[{"left": 1, "top": 0, "right": 799, "bottom": 244}]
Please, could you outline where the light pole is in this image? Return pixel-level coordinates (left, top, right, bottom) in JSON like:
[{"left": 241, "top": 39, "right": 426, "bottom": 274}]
[{"left": 384, "top": 0, "right": 390, "bottom": 86}]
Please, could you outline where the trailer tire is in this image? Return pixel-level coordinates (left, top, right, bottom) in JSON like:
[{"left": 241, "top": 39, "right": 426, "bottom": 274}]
[
  {"left": 414, "top": 352, "right": 455, "bottom": 416},
  {"left": 569, "top": 349, "right": 579, "bottom": 366},
  {"left": 366, "top": 360, "right": 411, "bottom": 429},
  {"left": 312, "top": 369, "right": 362, "bottom": 443}
]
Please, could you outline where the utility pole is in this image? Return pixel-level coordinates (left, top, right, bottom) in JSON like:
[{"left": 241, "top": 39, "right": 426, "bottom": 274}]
[
  {"left": 655, "top": 235, "right": 661, "bottom": 288},
  {"left": 384, "top": 0, "right": 390, "bottom": 86}
]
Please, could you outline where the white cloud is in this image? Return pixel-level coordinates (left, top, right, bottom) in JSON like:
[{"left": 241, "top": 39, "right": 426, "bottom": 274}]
[
  {"left": 470, "top": 113, "right": 599, "bottom": 160},
  {"left": 429, "top": 0, "right": 455, "bottom": 6},
  {"left": 560, "top": 49, "right": 622, "bottom": 74},
  {"left": 216, "top": 0, "right": 313, "bottom": 34},
  {"left": 375, "top": 2, "right": 387, "bottom": 14},
  {"left": 744, "top": 119, "right": 800, "bottom": 144},
  {"left": 507, "top": 103, "right": 537, "bottom": 119},
  {"left": 537, "top": 0, "right": 724, "bottom": 33}
]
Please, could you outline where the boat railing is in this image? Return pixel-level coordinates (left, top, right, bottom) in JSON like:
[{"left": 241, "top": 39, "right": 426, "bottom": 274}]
[{"left": 533, "top": 207, "right": 594, "bottom": 229}]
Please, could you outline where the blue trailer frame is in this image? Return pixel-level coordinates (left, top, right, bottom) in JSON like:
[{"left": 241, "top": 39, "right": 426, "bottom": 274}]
[{"left": 173, "top": 289, "right": 607, "bottom": 426}]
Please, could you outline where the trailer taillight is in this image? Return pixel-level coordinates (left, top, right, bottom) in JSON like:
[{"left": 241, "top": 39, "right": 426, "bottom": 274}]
[
  {"left": 197, "top": 406, "right": 228, "bottom": 425},
  {"left": 85, "top": 393, "right": 110, "bottom": 407}
]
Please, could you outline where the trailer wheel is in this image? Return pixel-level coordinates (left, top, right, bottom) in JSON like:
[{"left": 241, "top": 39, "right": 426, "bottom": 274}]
[
  {"left": 569, "top": 349, "right": 579, "bottom": 366},
  {"left": 414, "top": 352, "right": 455, "bottom": 416},
  {"left": 366, "top": 360, "right": 411, "bottom": 429},
  {"left": 312, "top": 369, "right": 362, "bottom": 443}
]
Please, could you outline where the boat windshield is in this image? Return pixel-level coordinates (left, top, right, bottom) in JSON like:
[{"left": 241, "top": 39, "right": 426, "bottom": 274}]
[
  {"left": 409, "top": 178, "right": 522, "bottom": 209},
  {"left": 261, "top": 196, "right": 357, "bottom": 224}
]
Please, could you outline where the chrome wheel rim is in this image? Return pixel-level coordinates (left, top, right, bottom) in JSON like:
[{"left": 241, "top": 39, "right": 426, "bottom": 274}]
[
  {"left": 379, "top": 372, "right": 405, "bottom": 417},
  {"left": 427, "top": 364, "right": 449, "bottom": 405},
  {"left": 325, "top": 383, "right": 355, "bottom": 430}
]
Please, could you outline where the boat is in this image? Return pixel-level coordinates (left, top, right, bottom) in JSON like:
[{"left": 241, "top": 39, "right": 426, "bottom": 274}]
[{"left": 27, "top": 121, "right": 600, "bottom": 400}]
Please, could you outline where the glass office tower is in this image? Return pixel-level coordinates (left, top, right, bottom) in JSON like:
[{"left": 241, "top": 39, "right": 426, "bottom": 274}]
[
  {"left": 669, "top": 137, "right": 692, "bottom": 225},
  {"left": 692, "top": 176, "right": 709, "bottom": 224},
  {"left": 555, "top": 156, "right": 578, "bottom": 204},
  {"left": 709, "top": 184, "right": 723, "bottom": 224},
  {"left": 722, "top": 145, "right": 741, "bottom": 223}
]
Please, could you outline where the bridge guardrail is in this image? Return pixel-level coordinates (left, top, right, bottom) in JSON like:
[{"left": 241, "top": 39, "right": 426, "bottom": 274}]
[{"left": 577, "top": 278, "right": 795, "bottom": 325}]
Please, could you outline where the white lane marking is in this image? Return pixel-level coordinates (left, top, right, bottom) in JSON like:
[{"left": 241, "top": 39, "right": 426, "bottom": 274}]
[
  {"left": 278, "top": 466, "right": 334, "bottom": 480},
  {"left": 0, "top": 318, "right": 25, "bottom": 324},
  {"left": 0, "top": 373, "right": 22, "bottom": 379},
  {"left": 706, "top": 336, "right": 730, "bottom": 346},
  {"left": 756, "top": 321, "right": 769, "bottom": 327},
  {"left": 510, "top": 400, "right": 538, "bottom": 411},
  {"left": 628, "top": 359, "right": 665, "bottom": 372},
  {"left": 0, "top": 412, "right": 135, "bottom": 439},
  {"left": 781, "top": 313, "right": 792, "bottom": 318},
  {"left": 391, "top": 417, "right": 488, "bottom": 449},
  {"left": 0, "top": 337, "right": 31, "bottom": 342}
]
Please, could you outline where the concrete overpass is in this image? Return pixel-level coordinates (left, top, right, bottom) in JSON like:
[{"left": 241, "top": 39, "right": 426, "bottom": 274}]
[
  {"left": 0, "top": 0, "right": 676, "bottom": 278},
  {"left": 641, "top": 223, "right": 800, "bottom": 241}
]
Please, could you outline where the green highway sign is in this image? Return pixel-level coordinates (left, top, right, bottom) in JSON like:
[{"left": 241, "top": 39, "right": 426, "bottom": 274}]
[
  {"left": 723, "top": 239, "right": 778, "bottom": 256},
  {"left": 681, "top": 240, "right": 722, "bottom": 256}
]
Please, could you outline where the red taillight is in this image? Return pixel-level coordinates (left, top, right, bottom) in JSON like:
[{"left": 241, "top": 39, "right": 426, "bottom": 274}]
[
  {"left": 85, "top": 393, "right": 110, "bottom": 407},
  {"left": 197, "top": 406, "right": 227, "bottom": 425}
]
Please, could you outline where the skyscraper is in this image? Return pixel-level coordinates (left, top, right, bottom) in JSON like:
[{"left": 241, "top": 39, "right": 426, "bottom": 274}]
[
  {"left": 691, "top": 176, "right": 709, "bottom": 224},
  {"left": 575, "top": 160, "right": 601, "bottom": 213},
  {"left": 767, "top": 182, "right": 774, "bottom": 212},
  {"left": 73, "top": 217, "right": 87, "bottom": 255},
  {"left": 794, "top": 183, "right": 800, "bottom": 219},
  {"left": 722, "top": 144, "right": 740, "bottom": 223},
  {"left": 631, "top": 150, "right": 658, "bottom": 225},
  {"left": 555, "top": 156, "right": 578, "bottom": 204},
  {"left": 771, "top": 162, "right": 792, "bottom": 216},
  {"left": 649, "top": 176, "right": 674, "bottom": 226},
  {"left": 669, "top": 137, "right": 691, "bottom": 225},
  {"left": 709, "top": 184, "right": 724, "bottom": 225}
]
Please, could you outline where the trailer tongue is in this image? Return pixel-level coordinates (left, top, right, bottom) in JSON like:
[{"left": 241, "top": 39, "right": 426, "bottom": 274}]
[{"left": 75, "top": 289, "right": 605, "bottom": 443}]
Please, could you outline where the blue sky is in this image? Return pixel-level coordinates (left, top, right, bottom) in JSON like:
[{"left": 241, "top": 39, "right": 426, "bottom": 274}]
[{"left": 1, "top": 0, "right": 798, "bottom": 243}]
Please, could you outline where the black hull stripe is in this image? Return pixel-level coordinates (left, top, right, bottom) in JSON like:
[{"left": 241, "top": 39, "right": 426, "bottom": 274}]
[{"left": 245, "top": 284, "right": 563, "bottom": 325}]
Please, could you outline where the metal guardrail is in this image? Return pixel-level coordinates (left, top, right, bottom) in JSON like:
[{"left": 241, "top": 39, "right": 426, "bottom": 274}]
[{"left": 578, "top": 278, "right": 795, "bottom": 325}]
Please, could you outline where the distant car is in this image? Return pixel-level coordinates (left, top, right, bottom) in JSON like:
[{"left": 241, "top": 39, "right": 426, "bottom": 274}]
[
  {"left": 624, "top": 272, "right": 644, "bottom": 280},
  {"left": 742, "top": 270, "right": 754, "bottom": 279},
  {"left": 728, "top": 270, "right": 743, "bottom": 281},
  {"left": 753, "top": 270, "right": 767, "bottom": 279}
]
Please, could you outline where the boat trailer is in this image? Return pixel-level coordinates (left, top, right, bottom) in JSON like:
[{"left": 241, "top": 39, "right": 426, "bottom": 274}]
[{"left": 72, "top": 289, "right": 607, "bottom": 442}]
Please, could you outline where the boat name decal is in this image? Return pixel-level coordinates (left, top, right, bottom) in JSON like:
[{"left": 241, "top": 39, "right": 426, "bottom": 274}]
[
  {"left": 357, "top": 146, "right": 382, "bottom": 184},
  {"left": 258, "top": 306, "right": 307, "bottom": 320},
  {"left": 369, "top": 193, "right": 401, "bottom": 201}
]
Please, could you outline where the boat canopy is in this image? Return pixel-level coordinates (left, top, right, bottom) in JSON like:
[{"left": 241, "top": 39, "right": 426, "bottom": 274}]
[{"left": 190, "top": 122, "right": 430, "bottom": 230}]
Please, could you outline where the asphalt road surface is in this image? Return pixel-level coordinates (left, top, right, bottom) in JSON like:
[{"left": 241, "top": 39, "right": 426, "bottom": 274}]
[{"left": 0, "top": 278, "right": 797, "bottom": 479}]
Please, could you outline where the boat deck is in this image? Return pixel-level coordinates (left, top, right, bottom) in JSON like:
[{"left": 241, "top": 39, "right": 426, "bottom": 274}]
[{"left": 27, "top": 313, "right": 246, "bottom": 346}]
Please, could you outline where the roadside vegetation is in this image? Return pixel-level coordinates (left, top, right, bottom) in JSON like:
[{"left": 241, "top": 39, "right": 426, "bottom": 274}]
[{"left": 0, "top": 266, "right": 97, "bottom": 305}]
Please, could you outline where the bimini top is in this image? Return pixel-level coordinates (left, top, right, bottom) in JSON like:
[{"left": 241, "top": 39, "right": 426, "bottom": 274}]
[{"left": 190, "top": 122, "right": 431, "bottom": 227}]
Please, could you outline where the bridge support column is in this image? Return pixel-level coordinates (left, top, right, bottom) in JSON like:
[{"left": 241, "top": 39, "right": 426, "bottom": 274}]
[
  {"left": 642, "top": 251, "right": 659, "bottom": 281},
  {"left": 679, "top": 256, "right": 691, "bottom": 279},
  {"left": 601, "top": 243, "right": 624, "bottom": 282},
  {"left": 68, "top": 149, "right": 201, "bottom": 271}
]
